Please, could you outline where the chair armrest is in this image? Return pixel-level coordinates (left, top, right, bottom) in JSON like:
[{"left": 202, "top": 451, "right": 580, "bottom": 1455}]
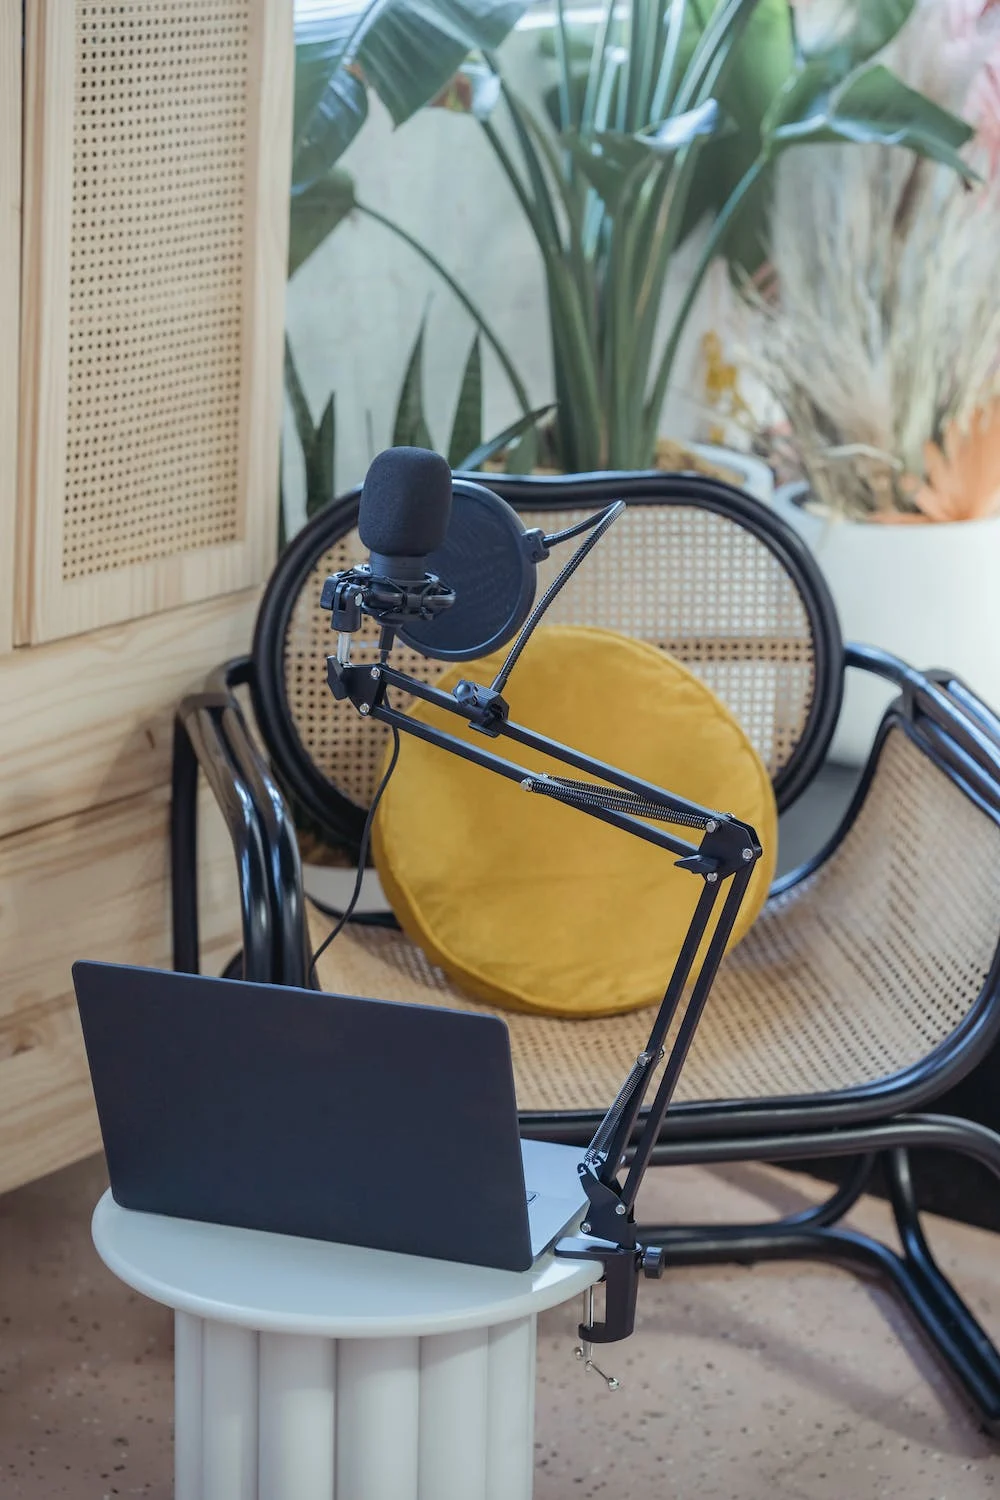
[
  {"left": 774, "top": 646, "right": 1000, "bottom": 900},
  {"left": 927, "top": 669, "right": 1000, "bottom": 752},
  {"left": 747, "top": 707, "right": 1000, "bottom": 1109},
  {"left": 846, "top": 643, "right": 1000, "bottom": 819},
  {"left": 171, "top": 649, "right": 311, "bottom": 988},
  {"left": 171, "top": 692, "right": 276, "bottom": 981}
]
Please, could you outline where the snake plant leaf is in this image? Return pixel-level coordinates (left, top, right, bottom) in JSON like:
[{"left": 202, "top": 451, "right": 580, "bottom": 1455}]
[
  {"left": 307, "top": 394, "right": 338, "bottom": 519},
  {"left": 796, "top": 0, "right": 917, "bottom": 74},
  {"left": 456, "top": 403, "right": 555, "bottom": 472},
  {"left": 447, "top": 336, "right": 484, "bottom": 469},
  {"left": 392, "top": 320, "right": 434, "bottom": 451},
  {"left": 289, "top": 166, "right": 358, "bottom": 279},
  {"left": 763, "top": 62, "right": 978, "bottom": 184}
]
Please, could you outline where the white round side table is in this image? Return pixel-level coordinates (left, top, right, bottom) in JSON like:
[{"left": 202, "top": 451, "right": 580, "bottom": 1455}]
[{"left": 92, "top": 1192, "right": 599, "bottom": 1500}]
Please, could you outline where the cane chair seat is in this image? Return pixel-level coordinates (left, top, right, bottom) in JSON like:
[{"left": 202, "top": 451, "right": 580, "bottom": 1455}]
[{"left": 311, "top": 726, "right": 1000, "bottom": 1113}]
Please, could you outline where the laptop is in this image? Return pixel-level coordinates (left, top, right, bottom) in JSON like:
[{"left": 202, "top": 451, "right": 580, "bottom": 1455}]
[{"left": 73, "top": 961, "right": 588, "bottom": 1273}]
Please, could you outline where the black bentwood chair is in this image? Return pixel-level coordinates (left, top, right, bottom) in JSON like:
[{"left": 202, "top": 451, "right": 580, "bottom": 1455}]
[{"left": 172, "top": 471, "right": 1000, "bottom": 1431}]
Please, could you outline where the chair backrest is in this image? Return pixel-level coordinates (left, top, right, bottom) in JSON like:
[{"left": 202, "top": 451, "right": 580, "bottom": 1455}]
[{"left": 250, "top": 472, "right": 844, "bottom": 853}]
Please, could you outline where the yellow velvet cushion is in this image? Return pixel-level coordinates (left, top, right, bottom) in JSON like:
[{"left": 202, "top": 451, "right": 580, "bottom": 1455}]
[{"left": 372, "top": 626, "right": 777, "bottom": 1018}]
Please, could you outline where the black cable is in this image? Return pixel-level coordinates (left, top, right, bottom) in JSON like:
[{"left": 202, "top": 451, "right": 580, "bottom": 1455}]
[
  {"left": 309, "top": 723, "right": 401, "bottom": 987},
  {"left": 308, "top": 900, "right": 400, "bottom": 930},
  {"left": 491, "top": 500, "right": 626, "bottom": 694}
]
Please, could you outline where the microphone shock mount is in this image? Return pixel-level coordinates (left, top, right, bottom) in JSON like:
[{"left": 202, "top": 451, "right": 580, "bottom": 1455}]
[{"left": 320, "top": 566, "right": 456, "bottom": 634}]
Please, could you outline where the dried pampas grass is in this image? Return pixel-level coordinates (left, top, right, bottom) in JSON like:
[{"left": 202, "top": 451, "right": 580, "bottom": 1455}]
[{"left": 748, "top": 1, "right": 1000, "bottom": 521}]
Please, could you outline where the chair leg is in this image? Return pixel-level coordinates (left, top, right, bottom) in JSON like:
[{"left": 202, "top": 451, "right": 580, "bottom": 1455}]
[
  {"left": 636, "top": 1117, "right": 1000, "bottom": 1434},
  {"left": 642, "top": 1152, "right": 878, "bottom": 1243},
  {"left": 884, "top": 1146, "right": 1000, "bottom": 1422}
]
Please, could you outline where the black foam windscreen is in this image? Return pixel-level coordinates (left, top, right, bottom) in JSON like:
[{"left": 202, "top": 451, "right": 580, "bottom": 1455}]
[
  {"left": 397, "top": 480, "right": 538, "bottom": 661},
  {"left": 358, "top": 447, "right": 453, "bottom": 558}
]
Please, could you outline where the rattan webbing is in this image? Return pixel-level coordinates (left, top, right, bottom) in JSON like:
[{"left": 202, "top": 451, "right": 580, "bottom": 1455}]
[
  {"left": 63, "top": 1, "right": 249, "bottom": 580},
  {"left": 284, "top": 504, "right": 816, "bottom": 813},
  {"left": 311, "top": 730, "right": 1000, "bottom": 1110}
]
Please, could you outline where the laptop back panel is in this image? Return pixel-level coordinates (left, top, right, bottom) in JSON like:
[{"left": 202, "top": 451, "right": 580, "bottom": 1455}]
[{"left": 73, "top": 962, "right": 535, "bottom": 1271}]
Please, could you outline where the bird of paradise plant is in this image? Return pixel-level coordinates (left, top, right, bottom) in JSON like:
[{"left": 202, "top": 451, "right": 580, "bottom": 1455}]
[{"left": 287, "top": 0, "right": 977, "bottom": 492}]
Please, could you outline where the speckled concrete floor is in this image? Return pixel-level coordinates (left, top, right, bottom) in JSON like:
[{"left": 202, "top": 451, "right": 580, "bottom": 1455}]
[{"left": 1, "top": 1153, "right": 998, "bottom": 1498}]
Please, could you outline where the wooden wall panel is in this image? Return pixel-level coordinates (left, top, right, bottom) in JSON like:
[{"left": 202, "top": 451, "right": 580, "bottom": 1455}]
[
  {"left": 0, "top": 0, "right": 20, "bottom": 654},
  {"left": 17, "top": 0, "right": 293, "bottom": 645},
  {"left": 0, "top": 785, "right": 243, "bottom": 1194},
  {"left": 0, "top": 588, "right": 260, "bottom": 841}
]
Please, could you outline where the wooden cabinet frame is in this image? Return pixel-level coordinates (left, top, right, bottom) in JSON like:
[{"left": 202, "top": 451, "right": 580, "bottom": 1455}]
[
  {"left": 0, "top": 0, "right": 20, "bottom": 655},
  {"left": 16, "top": 0, "right": 292, "bottom": 645}
]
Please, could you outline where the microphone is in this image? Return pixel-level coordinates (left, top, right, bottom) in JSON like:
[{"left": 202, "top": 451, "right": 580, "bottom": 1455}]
[
  {"left": 321, "top": 447, "right": 457, "bottom": 637},
  {"left": 359, "top": 446, "right": 453, "bottom": 583},
  {"left": 321, "top": 445, "right": 619, "bottom": 668}
]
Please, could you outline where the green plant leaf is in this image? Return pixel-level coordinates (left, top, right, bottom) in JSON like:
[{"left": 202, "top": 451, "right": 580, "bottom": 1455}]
[
  {"left": 392, "top": 320, "right": 434, "bottom": 450},
  {"left": 763, "top": 62, "right": 978, "bottom": 182},
  {"left": 307, "top": 394, "right": 337, "bottom": 518},
  {"left": 504, "top": 423, "right": 539, "bottom": 474},
  {"left": 798, "top": 0, "right": 916, "bottom": 72},
  {"left": 562, "top": 130, "right": 630, "bottom": 204},
  {"left": 635, "top": 97, "right": 731, "bottom": 151},
  {"left": 284, "top": 336, "right": 317, "bottom": 468},
  {"left": 675, "top": 0, "right": 763, "bottom": 113},
  {"left": 447, "top": 336, "right": 483, "bottom": 469},
  {"left": 456, "top": 403, "right": 555, "bottom": 471},
  {"left": 288, "top": 166, "right": 357, "bottom": 279},
  {"left": 676, "top": 0, "right": 794, "bottom": 270},
  {"left": 292, "top": 0, "right": 525, "bottom": 192},
  {"left": 293, "top": 38, "right": 368, "bottom": 192},
  {"left": 565, "top": 100, "right": 728, "bottom": 203},
  {"left": 294, "top": 11, "right": 357, "bottom": 139},
  {"left": 355, "top": 0, "right": 526, "bottom": 128}
]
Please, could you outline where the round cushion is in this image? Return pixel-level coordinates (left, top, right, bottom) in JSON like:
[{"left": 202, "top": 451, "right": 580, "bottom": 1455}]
[{"left": 372, "top": 626, "right": 778, "bottom": 1018}]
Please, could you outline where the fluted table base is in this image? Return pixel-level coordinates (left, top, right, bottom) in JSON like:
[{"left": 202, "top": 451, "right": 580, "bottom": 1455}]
[{"left": 173, "top": 1310, "right": 538, "bottom": 1500}]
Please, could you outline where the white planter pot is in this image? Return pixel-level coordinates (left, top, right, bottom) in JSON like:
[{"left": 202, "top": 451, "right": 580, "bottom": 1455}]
[
  {"left": 691, "top": 444, "right": 774, "bottom": 504},
  {"left": 773, "top": 483, "right": 1000, "bottom": 767}
]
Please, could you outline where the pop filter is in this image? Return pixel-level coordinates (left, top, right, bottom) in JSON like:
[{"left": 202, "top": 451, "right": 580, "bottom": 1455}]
[{"left": 395, "top": 479, "right": 545, "bottom": 662}]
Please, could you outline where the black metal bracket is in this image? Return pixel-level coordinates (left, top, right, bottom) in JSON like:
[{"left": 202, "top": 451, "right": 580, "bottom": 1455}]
[
  {"left": 326, "top": 657, "right": 385, "bottom": 712},
  {"left": 676, "top": 815, "right": 761, "bottom": 881},
  {"left": 452, "top": 679, "right": 510, "bottom": 736},
  {"left": 554, "top": 1234, "right": 666, "bottom": 1344}
]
